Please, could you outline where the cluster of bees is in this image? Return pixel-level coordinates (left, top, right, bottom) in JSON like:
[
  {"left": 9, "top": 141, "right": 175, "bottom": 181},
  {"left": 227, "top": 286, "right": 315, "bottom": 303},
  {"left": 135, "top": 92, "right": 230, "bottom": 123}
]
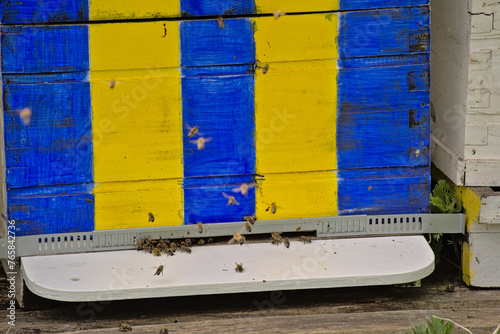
[
  {"left": 119, "top": 323, "right": 168, "bottom": 333},
  {"left": 136, "top": 235, "right": 213, "bottom": 258}
]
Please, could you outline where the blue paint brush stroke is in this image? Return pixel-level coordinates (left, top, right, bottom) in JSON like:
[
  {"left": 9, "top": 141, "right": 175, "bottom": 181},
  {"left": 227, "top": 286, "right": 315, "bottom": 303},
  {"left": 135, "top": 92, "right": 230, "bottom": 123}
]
[
  {"left": 0, "top": 0, "right": 88, "bottom": 24},
  {"left": 337, "top": 166, "right": 430, "bottom": 215},
  {"left": 181, "top": 71, "right": 255, "bottom": 178},
  {"left": 181, "top": 0, "right": 255, "bottom": 16},
  {"left": 184, "top": 175, "right": 256, "bottom": 225},
  {"left": 1, "top": 25, "right": 89, "bottom": 73},
  {"left": 338, "top": 7, "right": 429, "bottom": 58},
  {"left": 337, "top": 59, "right": 430, "bottom": 170},
  {"left": 180, "top": 18, "right": 255, "bottom": 67},
  {"left": 3, "top": 81, "right": 93, "bottom": 188},
  {"left": 8, "top": 186, "right": 94, "bottom": 236}
]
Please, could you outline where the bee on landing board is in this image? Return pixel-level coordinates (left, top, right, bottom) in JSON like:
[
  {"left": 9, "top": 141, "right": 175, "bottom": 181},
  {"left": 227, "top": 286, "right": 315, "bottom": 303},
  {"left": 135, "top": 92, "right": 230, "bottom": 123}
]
[
  {"left": 232, "top": 182, "right": 256, "bottom": 196},
  {"left": 229, "top": 232, "right": 245, "bottom": 245},
  {"left": 159, "top": 327, "right": 169, "bottom": 334},
  {"left": 180, "top": 245, "right": 192, "bottom": 254},
  {"left": 283, "top": 237, "right": 290, "bottom": 249},
  {"left": 222, "top": 192, "right": 240, "bottom": 206},
  {"left": 197, "top": 222, "right": 203, "bottom": 233},
  {"left": 190, "top": 137, "right": 211, "bottom": 150},
  {"left": 154, "top": 265, "right": 164, "bottom": 276},
  {"left": 198, "top": 238, "right": 205, "bottom": 246},
  {"left": 119, "top": 323, "right": 132, "bottom": 332},
  {"left": 271, "top": 232, "right": 284, "bottom": 246},
  {"left": 300, "top": 236, "right": 312, "bottom": 244},
  {"left": 235, "top": 262, "right": 244, "bottom": 272}
]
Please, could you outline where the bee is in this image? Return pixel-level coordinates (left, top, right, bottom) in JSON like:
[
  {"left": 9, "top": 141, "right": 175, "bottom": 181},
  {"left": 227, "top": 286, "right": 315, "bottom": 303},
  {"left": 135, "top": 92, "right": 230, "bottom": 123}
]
[
  {"left": 136, "top": 239, "right": 144, "bottom": 250},
  {"left": 262, "top": 64, "right": 269, "bottom": 74},
  {"left": 243, "top": 214, "right": 256, "bottom": 225},
  {"left": 271, "top": 232, "right": 283, "bottom": 246},
  {"left": 18, "top": 107, "right": 32, "bottom": 126},
  {"left": 154, "top": 265, "right": 164, "bottom": 276},
  {"left": 198, "top": 238, "right": 205, "bottom": 246},
  {"left": 296, "top": 226, "right": 301, "bottom": 232},
  {"left": 109, "top": 79, "right": 116, "bottom": 89},
  {"left": 119, "top": 323, "right": 132, "bottom": 332},
  {"left": 148, "top": 212, "right": 155, "bottom": 222},
  {"left": 190, "top": 137, "right": 211, "bottom": 150},
  {"left": 165, "top": 249, "right": 174, "bottom": 256},
  {"left": 229, "top": 232, "right": 245, "bottom": 245},
  {"left": 300, "top": 236, "right": 312, "bottom": 244},
  {"left": 186, "top": 124, "right": 202, "bottom": 138},
  {"left": 217, "top": 17, "right": 224, "bottom": 29},
  {"left": 143, "top": 245, "right": 153, "bottom": 253},
  {"left": 283, "top": 237, "right": 290, "bottom": 249},
  {"left": 197, "top": 221, "right": 203, "bottom": 233},
  {"left": 159, "top": 327, "right": 169, "bottom": 334},
  {"left": 235, "top": 262, "right": 244, "bottom": 272},
  {"left": 185, "top": 238, "right": 192, "bottom": 247},
  {"left": 265, "top": 202, "right": 277, "bottom": 214},
  {"left": 152, "top": 247, "right": 161, "bottom": 256},
  {"left": 222, "top": 192, "right": 240, "bottom": 205},
  {"left": 170, "top": 242, "right": 177, "bottom": 250},
  {"left": 180, "top": 245, "right": 192, "bottom": 254},
  {"left": 232, "top": 182, "right": 256, "bottom": 196},
  {"left": 207, "top": 238, "right": 213, "bottom": 244},
  {"left": 245, "top": 222, "right": 252, "bottom": 232},
  {"left": 273, "top": 10, "right": 284, "bottom": 19}
]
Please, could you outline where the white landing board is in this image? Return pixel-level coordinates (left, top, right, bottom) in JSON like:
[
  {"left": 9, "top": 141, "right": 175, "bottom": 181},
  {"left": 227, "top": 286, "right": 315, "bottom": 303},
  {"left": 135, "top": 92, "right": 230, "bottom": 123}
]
[{"left": 22, "top": 236, "right": 434, "bottom": 302}]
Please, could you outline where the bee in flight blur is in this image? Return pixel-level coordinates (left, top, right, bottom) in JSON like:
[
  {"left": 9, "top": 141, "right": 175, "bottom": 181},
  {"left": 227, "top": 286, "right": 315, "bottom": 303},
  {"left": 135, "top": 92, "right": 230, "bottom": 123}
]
[
  {"left": 222, "top": 192, "right": 240, "bottom": 205},
  {"left": 232, "top": 182, "right": 256, "bottom": 196},
  {"left": 186, "top": 124, "right": 203, "bottom": 138},
  {"left": 190, "top": 137, "right": 212, "bottom": 150}
]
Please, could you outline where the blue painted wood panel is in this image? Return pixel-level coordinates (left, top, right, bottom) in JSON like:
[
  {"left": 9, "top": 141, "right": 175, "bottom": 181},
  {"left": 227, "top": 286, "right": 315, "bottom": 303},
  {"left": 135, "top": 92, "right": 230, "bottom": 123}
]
[
  {"left": 337, "top": 166, "right": 430, "bottom": 215},
  {"left": 0, "top": 0, "right": 88, "bottom": 24},
  {"left": 181, "top": 70, "right": 255, "bottom": 178},
  {"left": 337, "top": 57, "right": 430, "bottom": 170},
  {"left": 1, "top": 25, "right": 89, "bottom": 74},
  {"left": 180, "top": 18, "right": 255, "bottom": 67},
  {"left": 339, "top": 0, "right": 428, "bottom": 10},
  {"left": 8, "top": 184, "right": 94, "bottom": 236},
  {"left": 338, "top": 7, "right": 429, "bottom": 58},
  {"left": 3, "top": 81, "right": 93, "bottom": 188},
  {"left": 181, "top": 0, "right": 255, "bottom": 16},
  {"left": 183, "top": 175, "right": 256, "bottom": 225}
]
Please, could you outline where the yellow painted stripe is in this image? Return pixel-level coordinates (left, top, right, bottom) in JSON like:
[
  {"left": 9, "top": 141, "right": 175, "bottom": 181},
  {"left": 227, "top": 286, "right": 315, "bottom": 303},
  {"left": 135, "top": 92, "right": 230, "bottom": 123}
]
[
  {"left": 90, "top": 0, "right": 179, "bottom": 21},
  {"left": 94, "top": 180, "right": 183, "bottom": 230},
  {"left": 254, "top": 59, "right": 338, "bottom": 174},
  {"left": 462, "top": 241, "right": 475, "bottom": 285},
  {"left": 457, "top": 186, "right": 481, "bottom": 231},
  {"left": 252, "top": 14, "right": 338, "bottom": 63},
  {"left": 256, "top": 171, "right": 338, "bottom": 220},
  {"left": 89, "top": 21, "right": 180, "bottom": 71},
  {"left": 255, "top": 0, "right": 339, "bottom": 14}
]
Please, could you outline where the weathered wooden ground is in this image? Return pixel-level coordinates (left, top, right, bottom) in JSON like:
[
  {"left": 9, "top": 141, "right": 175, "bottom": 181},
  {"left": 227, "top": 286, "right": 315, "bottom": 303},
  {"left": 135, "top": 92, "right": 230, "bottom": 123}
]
[{"left": 1, "top": 259, "right": 499, "bottom": 334}]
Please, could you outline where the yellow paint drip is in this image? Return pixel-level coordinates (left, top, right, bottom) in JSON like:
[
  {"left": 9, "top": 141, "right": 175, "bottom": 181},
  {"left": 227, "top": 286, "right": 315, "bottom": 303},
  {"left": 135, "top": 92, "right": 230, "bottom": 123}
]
[
  {"left": 90, "top": 0, "right": 179, "bottom": 21},
  {"left": 256, "top": 171, "right": 338, "bottom": 220}
]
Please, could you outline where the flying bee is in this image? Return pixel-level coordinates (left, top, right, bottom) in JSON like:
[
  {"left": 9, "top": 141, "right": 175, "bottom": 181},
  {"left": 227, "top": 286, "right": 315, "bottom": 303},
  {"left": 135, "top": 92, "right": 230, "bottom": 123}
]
[
  {"left": 273, "top": 9, "right": 284, "bottom": 19},
  {"left": 229, "top": 232, "right": 245, "bottom": 245},
  {"left": 148, "top": 212, "right": 155, "bottom": 222},
  {"left": 198, "top": 238, "right": 205, "bottom": 246},
  {"left": 197, "top": 221, "right": 203, "bottom": 233},
  {"left": 300, "top": 236, "right": 312, "bottom": 244},
  {"left": 232, "top": 182, "right": 256, "bottom": 196},
  {"left": 186, "top": 124, "right": 203, "bottom": 138},
  {"left": 18, "top": 107, "right": 32, "bottom": 126},
  {"left": 271, "top": 232, "right": 284, "bottom": 246},
  {"left": 217, "top": 17, "right": 224, "bottom": 29},
  {"left": 154, "top": 265, "right": 164, "bottom": 276},
  {"left": 152, "top": 247, "right": 161, "bottom": 256},
  {"left": 222, "top": 192, "right": 240, "bottom": 206},
  {"left": 243, "top": 214, "right": 256, "bottom": 225},
  {"left": 185, "top": 238, "right": 192, "bottom": 247},
  {"left": 119, "top": 323, "right": 132, "bottom": 332},
  {"left": 180, "top": 245, "right": 192, "bottom": 254},
  {"left": 190, "top": 137, "right": 211, "bottom": 150},
  {"left": 235, "top": 262, "right": 244, "bottom": 272},
  {"left": 283, "top": 237, "right": 290, "bottom": 249},
  {"left": 245, "top": 222, "right": 252, "bottom": 232}
]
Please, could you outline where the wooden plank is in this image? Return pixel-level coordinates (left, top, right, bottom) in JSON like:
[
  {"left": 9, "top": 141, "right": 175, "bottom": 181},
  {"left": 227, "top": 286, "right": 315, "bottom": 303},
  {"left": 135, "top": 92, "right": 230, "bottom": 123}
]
[{"left": 0, "top": 0, "right": 429, "bottom": 24}]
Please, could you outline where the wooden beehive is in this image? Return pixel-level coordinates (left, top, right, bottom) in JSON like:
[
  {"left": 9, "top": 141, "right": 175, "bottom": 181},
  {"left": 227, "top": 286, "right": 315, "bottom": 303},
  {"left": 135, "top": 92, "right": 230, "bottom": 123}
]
[{"left": 0, "top": 1, "right": 430, "bottom": 237}]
